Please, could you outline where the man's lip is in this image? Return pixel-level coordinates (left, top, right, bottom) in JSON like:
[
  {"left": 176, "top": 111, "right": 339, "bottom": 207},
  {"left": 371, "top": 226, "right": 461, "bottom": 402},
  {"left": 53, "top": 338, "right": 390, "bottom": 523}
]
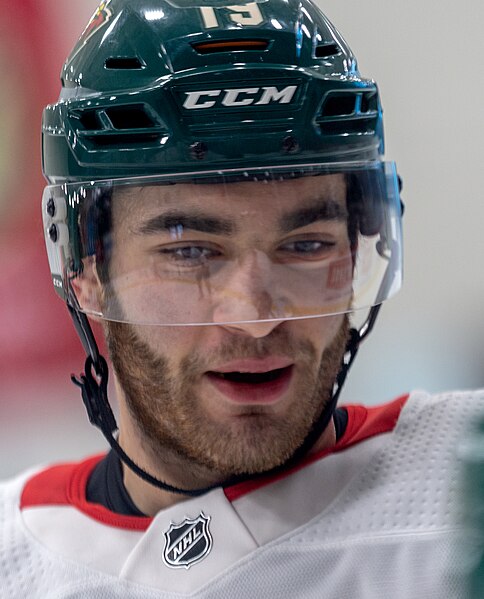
[
  {"left": 205, "top": 365, "right": 294, "bottom": 405},
  {"left": 209, "top": 357, "right": 294, "bottom": 374}
]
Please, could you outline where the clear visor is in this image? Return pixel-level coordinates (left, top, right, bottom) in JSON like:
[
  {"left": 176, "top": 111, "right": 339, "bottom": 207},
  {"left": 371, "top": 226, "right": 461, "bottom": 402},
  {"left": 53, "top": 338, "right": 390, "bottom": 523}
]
[{"left": 42, "top": 162, "right": 402, "bottom": 326}]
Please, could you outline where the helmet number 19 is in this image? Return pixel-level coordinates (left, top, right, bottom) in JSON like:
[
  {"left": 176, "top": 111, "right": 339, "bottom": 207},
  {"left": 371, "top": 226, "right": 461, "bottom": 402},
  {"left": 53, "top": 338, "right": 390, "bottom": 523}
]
[{"left": 199, "top": 3, "right": 264, "bottom": 29}]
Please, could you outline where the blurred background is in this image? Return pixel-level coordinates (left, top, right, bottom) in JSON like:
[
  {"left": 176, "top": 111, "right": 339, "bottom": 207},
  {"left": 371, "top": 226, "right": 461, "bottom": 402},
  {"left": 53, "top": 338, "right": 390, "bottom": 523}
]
[{"left": 1, "top": 0, "right": 483, "bottom": 479}]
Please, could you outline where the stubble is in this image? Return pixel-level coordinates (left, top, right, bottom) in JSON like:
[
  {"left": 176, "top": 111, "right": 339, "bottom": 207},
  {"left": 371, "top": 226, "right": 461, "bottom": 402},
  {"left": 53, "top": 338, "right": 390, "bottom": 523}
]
[{"left": 106, "top": 317, "right": 349, "bottom": 480}]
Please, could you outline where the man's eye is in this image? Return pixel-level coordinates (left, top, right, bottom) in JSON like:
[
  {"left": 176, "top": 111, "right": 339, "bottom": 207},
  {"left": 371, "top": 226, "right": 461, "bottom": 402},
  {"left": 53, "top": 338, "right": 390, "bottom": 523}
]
[
  {"left": 159, "top": 245, "right": 220, "bottom": 265},
  {"left": 280, "top": 240, "right": 335, "bottom": 257}
]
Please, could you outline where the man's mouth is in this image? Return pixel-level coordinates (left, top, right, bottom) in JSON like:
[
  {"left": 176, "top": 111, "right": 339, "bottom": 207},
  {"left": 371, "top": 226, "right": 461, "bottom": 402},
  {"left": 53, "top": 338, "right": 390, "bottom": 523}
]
[
  {"left": 208, "top": 367, "right": 290, "bottom": 384},
  {"left": 205, "top": 361, "right": 294, "bottom": 405}
]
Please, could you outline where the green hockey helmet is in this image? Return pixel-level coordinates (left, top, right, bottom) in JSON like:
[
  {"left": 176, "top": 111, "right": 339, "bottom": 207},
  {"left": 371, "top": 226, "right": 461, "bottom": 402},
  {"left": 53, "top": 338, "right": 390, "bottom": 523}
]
[
  {"left": 42, "top": 0, "right": 402, "bottom": 328},
  {"left": 43, "top": 0, "right": 385, "bottom": 181}
]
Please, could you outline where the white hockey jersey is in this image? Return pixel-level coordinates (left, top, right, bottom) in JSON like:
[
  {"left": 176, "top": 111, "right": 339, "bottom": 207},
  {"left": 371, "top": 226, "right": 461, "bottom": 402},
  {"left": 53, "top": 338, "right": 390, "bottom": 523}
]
[{"left": 1, "top": 389, "right": 483, "bottom": 599}]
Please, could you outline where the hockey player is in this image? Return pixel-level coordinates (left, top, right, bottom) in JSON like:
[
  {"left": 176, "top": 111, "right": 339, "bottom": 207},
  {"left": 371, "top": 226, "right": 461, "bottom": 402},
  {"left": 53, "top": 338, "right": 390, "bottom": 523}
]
[{"left": 1, "top": 0, "right": 482, "bottom": 597}]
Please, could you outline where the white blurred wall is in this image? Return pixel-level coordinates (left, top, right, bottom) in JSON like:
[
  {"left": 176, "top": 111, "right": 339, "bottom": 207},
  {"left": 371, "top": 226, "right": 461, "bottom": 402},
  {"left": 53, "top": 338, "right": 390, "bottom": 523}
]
[
  {"left": 324, "top": 0, "right": 484, "bottom": 402},
  {"left": 1, "top": 0, "right": 483, "bottom": 478}
]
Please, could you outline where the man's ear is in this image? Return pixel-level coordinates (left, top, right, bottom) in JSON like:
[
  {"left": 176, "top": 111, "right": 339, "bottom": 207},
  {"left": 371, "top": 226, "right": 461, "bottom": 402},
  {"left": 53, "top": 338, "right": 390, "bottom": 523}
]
[{"left": 70, "top": 256, "right": 104, "bottom": 320}]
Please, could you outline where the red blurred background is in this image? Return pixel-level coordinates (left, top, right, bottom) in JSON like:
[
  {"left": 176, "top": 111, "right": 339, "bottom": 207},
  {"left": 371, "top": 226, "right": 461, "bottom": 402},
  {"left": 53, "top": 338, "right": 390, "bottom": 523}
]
[
  {"left": 0, "top": 1, "right": 95, "bottom": 383},
  {"left": 0, "top": 1, "right": 106, "bottom": 477},
  {"left": 0, "top": 0, "right": 81, "bottom": 382}
]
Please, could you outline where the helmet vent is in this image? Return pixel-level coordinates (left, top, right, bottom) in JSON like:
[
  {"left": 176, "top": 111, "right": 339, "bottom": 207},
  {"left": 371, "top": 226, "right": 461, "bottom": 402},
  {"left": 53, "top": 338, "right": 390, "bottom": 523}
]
[
  {"left": 314, "top": 43, "right": 340, "bottom": 58},
  {"left": 74, "top": 104, "right": 167, "bottom": 147},
  {"left": 317, "top": 91, "right": 379, "bottom": 136},
  {"left": 79, "top": 110, "right": 100, "bottom": 131},
  {"left": 360, "top": 92, "right": 378, "bottom": 113},
  {"left": 104, "top": 57, "right": 144, "bottom": 70},
  {"left": 191, "top": 39, "right": 270, "bottom": 54},
  {"left": 104, "top": 106, "right": 156, "bottom": 129},
  {"left": 323, "top": 94, "right": 356, "bottom": 117}
]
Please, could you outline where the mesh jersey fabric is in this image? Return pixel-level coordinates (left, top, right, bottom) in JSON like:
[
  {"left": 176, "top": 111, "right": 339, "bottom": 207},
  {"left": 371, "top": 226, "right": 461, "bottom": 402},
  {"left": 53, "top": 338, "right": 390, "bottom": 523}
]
[{"left": 1, "top": 389, "right": 483, "bottom": 598}]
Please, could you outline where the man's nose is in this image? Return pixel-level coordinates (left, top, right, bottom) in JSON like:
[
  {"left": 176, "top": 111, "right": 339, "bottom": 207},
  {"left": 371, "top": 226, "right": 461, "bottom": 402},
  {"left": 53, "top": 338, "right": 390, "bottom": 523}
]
[{"left": 211, "top": 250, "right": 284, "bottom": 337}]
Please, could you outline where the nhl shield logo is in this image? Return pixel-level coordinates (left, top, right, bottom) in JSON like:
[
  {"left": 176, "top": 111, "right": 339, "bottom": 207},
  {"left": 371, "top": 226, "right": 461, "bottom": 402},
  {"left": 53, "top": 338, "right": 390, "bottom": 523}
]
[{"left": 163, "top": 512, "right": 212, "bottom": 569}]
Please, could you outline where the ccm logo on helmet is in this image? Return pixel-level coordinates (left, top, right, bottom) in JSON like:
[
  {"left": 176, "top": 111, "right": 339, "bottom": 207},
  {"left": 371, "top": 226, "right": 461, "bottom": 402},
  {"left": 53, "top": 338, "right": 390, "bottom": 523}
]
[{"left": 183, "top": 85, "right": 298, "bottom": 110}]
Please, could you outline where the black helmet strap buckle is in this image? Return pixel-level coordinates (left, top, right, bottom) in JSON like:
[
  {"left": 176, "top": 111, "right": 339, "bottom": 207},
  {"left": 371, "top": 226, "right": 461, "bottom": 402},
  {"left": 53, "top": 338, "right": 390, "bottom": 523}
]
[{"left": 72, "top": 354, "right": 115, "bottom": 435}]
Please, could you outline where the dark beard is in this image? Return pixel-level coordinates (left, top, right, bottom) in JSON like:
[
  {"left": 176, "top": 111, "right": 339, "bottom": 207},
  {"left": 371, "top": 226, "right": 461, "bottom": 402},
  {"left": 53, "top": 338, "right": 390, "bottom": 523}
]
[{"left": 106, "top": 317, "right": 349, "bottom": 481}]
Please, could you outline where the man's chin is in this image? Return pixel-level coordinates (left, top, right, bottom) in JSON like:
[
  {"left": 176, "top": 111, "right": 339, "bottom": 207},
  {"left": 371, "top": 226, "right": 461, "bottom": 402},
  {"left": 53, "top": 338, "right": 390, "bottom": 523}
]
[{"left": 179, "top": 415, "right": 309, "bottom": 478}]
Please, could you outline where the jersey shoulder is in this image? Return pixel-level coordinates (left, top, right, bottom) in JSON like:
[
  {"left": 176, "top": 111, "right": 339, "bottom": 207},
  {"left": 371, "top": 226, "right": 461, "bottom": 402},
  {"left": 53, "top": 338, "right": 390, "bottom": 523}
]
[{"left": 0, "top": 468, "right": 80, "bottom": 596}]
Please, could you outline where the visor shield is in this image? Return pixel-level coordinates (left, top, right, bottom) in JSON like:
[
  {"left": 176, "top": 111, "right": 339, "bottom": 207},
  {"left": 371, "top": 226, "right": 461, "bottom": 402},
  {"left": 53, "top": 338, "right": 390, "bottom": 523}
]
[{"left": 42, "top": 162, "right": 402, "bottom": 326}]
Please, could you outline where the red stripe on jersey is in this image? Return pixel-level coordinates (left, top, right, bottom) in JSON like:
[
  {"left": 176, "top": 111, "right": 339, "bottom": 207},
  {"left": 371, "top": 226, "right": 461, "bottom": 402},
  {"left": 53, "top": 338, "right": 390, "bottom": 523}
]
[
  {"left": 20, "top": 454, "right": 153, "bottom": 531},
  {"left": 336, "top": 394, "right": 408, "bottom": 451},
  {"left": 20, "top": 462, "right": 76, "bottom": 508},
  {"left": 224, "top": 394, "right": 409, "bottom": 502},
  {"left": 20, "top": 395, "right": 408, "bottom": 528}
]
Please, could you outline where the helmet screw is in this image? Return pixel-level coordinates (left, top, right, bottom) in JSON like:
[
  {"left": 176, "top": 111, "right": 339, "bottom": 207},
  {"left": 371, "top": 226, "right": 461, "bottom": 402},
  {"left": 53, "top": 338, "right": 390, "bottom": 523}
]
[
  {"left": 190, "top": 141, "right": 207, "bottom": 160},
  {"left": 48, "top": 224, "right": 58, "bottom": 243},
  {"left": 46, "top": 197, "right": 56, "bottom": 217},
  {"left": 282, "top": 135, "right": 299, "bottom": 154}
]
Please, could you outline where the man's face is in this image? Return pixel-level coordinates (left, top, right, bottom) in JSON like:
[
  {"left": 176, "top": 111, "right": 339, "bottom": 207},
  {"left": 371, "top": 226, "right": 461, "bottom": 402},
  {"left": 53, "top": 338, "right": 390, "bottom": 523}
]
[{"left": 102, "top": 174, "right": 352, "bottom": 478}]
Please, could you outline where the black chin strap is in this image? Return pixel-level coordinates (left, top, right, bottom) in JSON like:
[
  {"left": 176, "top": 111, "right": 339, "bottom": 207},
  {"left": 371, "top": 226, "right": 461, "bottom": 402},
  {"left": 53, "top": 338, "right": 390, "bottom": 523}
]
[
  {"left": 68, "top": 293, "right": 381, "bottom": 497},
  {"left": 68, "top": 301, "right": 210, "bottom": 497},
  {"left": 269, "top": 304, "right": 381, "bottom": 471},
  {"left": 72, "top": 356, "right": 212, "bottom": 497}
]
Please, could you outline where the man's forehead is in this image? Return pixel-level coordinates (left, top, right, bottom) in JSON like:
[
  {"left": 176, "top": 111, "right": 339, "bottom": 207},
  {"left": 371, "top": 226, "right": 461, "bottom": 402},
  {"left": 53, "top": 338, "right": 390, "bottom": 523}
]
[{"left": 112, "top": 173, "right": 347, "bottom": 225}]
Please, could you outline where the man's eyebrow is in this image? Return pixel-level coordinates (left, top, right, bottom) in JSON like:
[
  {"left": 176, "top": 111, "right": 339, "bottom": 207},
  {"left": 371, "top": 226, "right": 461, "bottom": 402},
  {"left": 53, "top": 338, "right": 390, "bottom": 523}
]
[
  {"left": 279, "top": 199, "right": 348, "bottom": 232},
  {"left": 137, "top": 211, "right": 235, "bottom": 235}
]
